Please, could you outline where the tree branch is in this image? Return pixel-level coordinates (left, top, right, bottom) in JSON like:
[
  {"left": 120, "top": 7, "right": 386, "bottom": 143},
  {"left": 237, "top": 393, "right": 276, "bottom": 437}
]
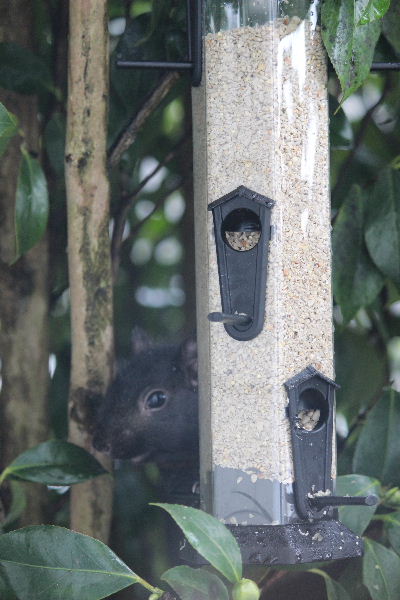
[
  {"left": 108, "top": 71, "right": 180, "bottom": 168},
  {"left": 0, "top": 0, "right": 50, "bottom": 526},
  {"left": 112, "top": 175, "right": 186, "bottom": 276},
  {"left": 332, "top": 77, "right": 392, "bottom": 204},
  {"left": 254, "top": 567, "right": 290, "bottom": 597},
  {"left": 111, "top": 136, "right": 189, "bottom": 277},
  {"left": 130, "top": 177, "right": 186, "bottom": 237}
]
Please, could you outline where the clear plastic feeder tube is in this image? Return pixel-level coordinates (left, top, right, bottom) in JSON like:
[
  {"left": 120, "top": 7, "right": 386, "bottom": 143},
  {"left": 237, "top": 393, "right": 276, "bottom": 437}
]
[{"left": 193, "top": 0, "right": 333, "bottom": 526}]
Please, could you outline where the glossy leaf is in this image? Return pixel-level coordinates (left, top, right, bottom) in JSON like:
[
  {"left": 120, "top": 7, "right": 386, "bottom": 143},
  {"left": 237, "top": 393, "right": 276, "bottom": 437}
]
[
  {"left": 382, "top": 487, "right": 400, "bottom": 509},
  {"left": 353, "top": 389, "right": 400, "bottom": 487},
  {"left": 0, "top": 102, "right": 18, "bottom": 157},
  {"left": 382, "top": 512, "right": 400, "bottom": 555},
  {"left": 335, "top": 328, "right": 386, "bottom": 423},
  {"left": 382, "top": 0, "right": 400, "bottom": 54},
  {"left": 365, "top": 169, "right": 400, "bottom": 287},
  {"left": 0, "top": 526, "right": 140, "bottom": 600},
  {"left": 321, "top": 0, "right": 381, "bottom": 102},
  {"left": 1, "top": 481, "right": 27, "bottom": 529},
  {"left": 332, "top": 185, "right": 384, "bottom": 322},
  {"left": 0, "top": 43, "right": 53, "bottom": 95},
  {"left": 358, "top": 0, "right": 390, "bottom": 24},
  {"left": 15, "top": 147, "right": 49, "bottom": 260},
  {"left": 0, "top": 440, "right": 107, "bottom": 486},
  {"left": 153, "top": 504, "right": 242, "bottom": 583},
  {"left": 0, "top": 573, "right": 17, "bottom": 600},
  {"left": 363, "top": 539, "right": 400, "bottom": 600},
  {"left": 337, "top": 559, "right": 371, "bottom": 600},
  {"left": 336, "top": 475, "right": 380, "bottom": 536},
  {"left": 310, "top": 569, "right": 351, "bottom": 600},
  {"left": 162, "top": 566, "right": 229, "bottom": 600}
]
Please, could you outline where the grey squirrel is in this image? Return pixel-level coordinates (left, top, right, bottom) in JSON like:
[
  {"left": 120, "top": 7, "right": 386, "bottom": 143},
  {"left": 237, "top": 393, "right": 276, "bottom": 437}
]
[{"left": 92, "top": 327, "right": 199, "bottom": 501}]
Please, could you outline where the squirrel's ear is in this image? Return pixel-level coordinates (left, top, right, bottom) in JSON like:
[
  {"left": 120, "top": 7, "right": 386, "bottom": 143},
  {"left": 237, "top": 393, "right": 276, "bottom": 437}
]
[
  {"left": 131, "top": 326, "right": 153, "bottom": 355},
  {"left": 179, "top": 336, "right": 198, "bottom": 389}
]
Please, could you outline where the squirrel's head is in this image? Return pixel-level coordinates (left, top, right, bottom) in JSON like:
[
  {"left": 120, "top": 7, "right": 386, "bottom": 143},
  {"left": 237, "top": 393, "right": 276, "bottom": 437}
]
[{"left": 92, "top": 328, "right": 198, "bottom": 465}]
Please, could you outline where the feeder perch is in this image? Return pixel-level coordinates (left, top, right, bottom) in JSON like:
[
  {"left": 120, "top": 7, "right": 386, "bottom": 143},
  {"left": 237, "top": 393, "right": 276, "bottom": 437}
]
[{"left": 208, "top": 186, "right": 274, "bottom": 341}]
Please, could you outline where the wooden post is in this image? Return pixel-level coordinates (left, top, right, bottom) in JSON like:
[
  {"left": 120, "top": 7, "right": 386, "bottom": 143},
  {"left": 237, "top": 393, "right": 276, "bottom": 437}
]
[{"left": 66, "top": 0, "right": 113, "bottom": 542}]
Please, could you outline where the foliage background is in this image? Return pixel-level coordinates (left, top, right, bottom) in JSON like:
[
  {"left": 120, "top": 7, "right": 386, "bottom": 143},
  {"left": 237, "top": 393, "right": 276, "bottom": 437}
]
[{"left": 1, "top": 0, "right": 400, "bottom": 598}]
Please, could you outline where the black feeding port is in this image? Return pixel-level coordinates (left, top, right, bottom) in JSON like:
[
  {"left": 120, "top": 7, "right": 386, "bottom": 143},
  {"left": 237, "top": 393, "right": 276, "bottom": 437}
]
[
  {"left": 208, "top": 186, "right": 274, "bottom": 340},
  {"left": 295, "top": 387, "right": 329, "bottom": 432},
  {"left": 222, "top": 208, "right": 261, "bottom": 252},
  {"left": 285, "top": 366, "right": 378, "bottom": 522}
]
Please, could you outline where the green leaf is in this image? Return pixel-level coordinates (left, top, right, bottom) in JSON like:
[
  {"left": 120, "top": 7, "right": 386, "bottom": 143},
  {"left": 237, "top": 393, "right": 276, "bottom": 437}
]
[
  {"left": 0, "top": 102, "right": 18, "bottom": 157},
  {"left": 0, "top": 525, "right": 140, "bottom": 600},
  {"left": 310, "top": 569, "right": 351, "bottom": 600},
  {"left": 363, "top": 539, "right": 400, "bottom": 600},
  {"left": 353, "top": 389, "right": 400, "bottom": 487},
  {"left": 337, "top": 559, "right": 371, "bottom": 600},
  {"left": 332, "top": 185, "right": 384, "bottom": 322},
  {"left": 0, "top": 572, "right": 17, "bottom": 600},
  {"left": 382, "top": 487, "right": 400, "bottom": 509},
  {"left": 0, "top": 440, "right": 107, "bottom": 486},
  {"left": 335, "top": 329, "right": 386, "bottom": 423},
  {"left": 0, "top": 43, "right": 53, "bottom": 95},
  {"left": 1, "top": 481, "right": 27, "bottom": 529},
  {"left": 383, "top": 512, "right": 400, "bottom": 555},
  {"left": 382, "top": 0, "right": 400, "bottom": 54},
  {"left": 153, "top": 504, "right": 242, "bottom": 583},
  {"left": 365, "top": 168, "right": 400, "bottom": 287},
  {"left": 15, "top": 147, "right": 49, "bottom": 260},
  {"left": 321, "top": 0, "right": 381, "bottom": 102},
  {"left": 336, "top": 475, "right": 380, "bottom": 536},
  {"left": 162, "top": 566, "right": 229, "bottom": 600},
  {"left": 358, "top": 0, "right": 390, "bottom": 24}
]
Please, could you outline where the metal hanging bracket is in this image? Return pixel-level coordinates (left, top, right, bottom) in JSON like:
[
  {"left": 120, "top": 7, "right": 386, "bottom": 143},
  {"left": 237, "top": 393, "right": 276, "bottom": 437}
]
[
  {"left": 116, "top": 0, "right": 203, "bottom": 86},
  {"left": 371, "top": 63, "right": 400, "bottom": 71}
]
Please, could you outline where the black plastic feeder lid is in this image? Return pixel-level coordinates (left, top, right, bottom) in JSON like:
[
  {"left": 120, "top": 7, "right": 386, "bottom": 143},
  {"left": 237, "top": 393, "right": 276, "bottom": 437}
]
[
  {"left": 208, "top": 185, "right": 274, "bottom": 210},
  {"left": 284, "top": 365, "right": 340, "bottom": 391}
]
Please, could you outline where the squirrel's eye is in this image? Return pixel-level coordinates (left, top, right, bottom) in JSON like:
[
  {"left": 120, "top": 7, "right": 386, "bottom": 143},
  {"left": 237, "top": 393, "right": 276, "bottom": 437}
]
[{"left": 145, "top": 390, "right": 168, "bottom": 410}]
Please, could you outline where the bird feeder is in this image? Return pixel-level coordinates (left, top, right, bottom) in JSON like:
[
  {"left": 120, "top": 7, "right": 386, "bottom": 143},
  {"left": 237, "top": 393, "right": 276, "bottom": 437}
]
[
  {"left": 114, "top": 0, "right": 380, "bottom": 565},
  {"left": 191, "top": 0, "right": 376, "bottom": 565}
]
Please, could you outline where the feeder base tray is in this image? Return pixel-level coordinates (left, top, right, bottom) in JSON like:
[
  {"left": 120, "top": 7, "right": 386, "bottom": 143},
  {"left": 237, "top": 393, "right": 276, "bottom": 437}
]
[{"left": 181, "top": 520, "right": 363, "bottom": 566}]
